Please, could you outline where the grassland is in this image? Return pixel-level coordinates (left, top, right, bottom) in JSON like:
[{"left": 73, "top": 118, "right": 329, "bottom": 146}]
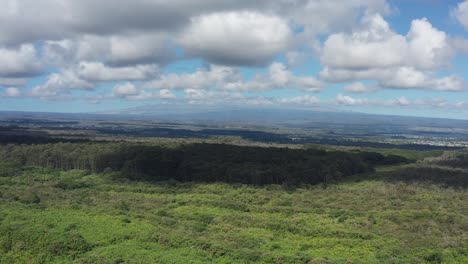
[{"left": 0, "top": 164, "right": 466, "bottom": 263}]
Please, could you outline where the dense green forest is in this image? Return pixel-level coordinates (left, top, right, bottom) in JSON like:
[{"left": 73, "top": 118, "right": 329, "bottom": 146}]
[
  {"left": 0, "top": 163, "right": 466, "bottom": 263},
  {"left": 0, "top": 142, "right": 408, "bottom": 185},
  {"left": 0, "top": 141, "right": 466, "bottom": 263}
]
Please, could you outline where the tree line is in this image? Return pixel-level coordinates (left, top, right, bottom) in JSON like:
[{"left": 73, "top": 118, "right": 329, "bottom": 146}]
[{"left": 0, "top": 142, "right": 410, "bottom": 185}]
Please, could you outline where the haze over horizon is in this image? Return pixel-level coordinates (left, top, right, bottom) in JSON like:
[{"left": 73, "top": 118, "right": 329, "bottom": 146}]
[{"left": 1, "top": 0, "right": 468, "bottom": 119}]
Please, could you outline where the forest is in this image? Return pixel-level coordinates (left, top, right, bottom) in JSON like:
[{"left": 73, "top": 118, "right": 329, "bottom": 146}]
[
  {"left": 0, "top": 120, "right": 466, "bottom": 263},
  {"left": 0, "top": 159, "right": 466, "bottom": 263},
  {"left": 0, "top": 142, "right": 409, "bottom": 185}
]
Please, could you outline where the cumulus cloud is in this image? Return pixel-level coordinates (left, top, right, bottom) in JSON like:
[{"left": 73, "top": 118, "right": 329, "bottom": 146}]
[
  {"left": 322, "top": 15, "right": 405, "bottom": 70},
  {"left": 389, "top": 96, "right": 410, "bottom": 106},
  {"left": 30, "top": 70, "right": 93, "bottom": 99},
  {"left": 181, "top": 89, "right": 320, "bottom": 107},
  {"left": 2, "top": 0, "right": 318, "bottom": 70},
  {"left": 144, "top": 62, "right": 322, "bottom": 92},
  {"left": 452, "top": 0, "right": 468, "bottom": 30},
  {"left": 336, "top": 94, "right": 368, "bottom": 106},
  {"left": 343, "top": 82, "right": 377, "bottom": 93},
  {"left": 112, "top": 82, "right": 140, "bottom": 98},
  {"left": 277, "top": 95, "right": 320, "bottom": 105},
  {"left": 320, "top": 14, "right": 463, "bottom": 92},
  {"left": 180, "top": 11, "right": 291, "bottom": 66},
  {"left": 321, "top": 67, "right": 464, "bottom": 92},
  {"left": 183, "top": 89, "right": 245, "bottom": 105},
  {"left": 0, "top": 44, "right": 42, "bottom": 77},
  {"left": 43, "top": 33, "right": 175, "bottom": 67},
  {"left": 278, "top": 0, "right": 390, "bottom": 40},
  {"left": 0, "top": 0, "right": 262, "bottom": 45},
  {"left": 380, "top": 67, "right": 464, "bottom": 91},
  {"left": 1, "top": 0, "right": 466, "bottom": 110},
  {"left": 76, "top": 62, "right": 159, "bottom": 82},
  {"left": 22, "top": 61, "right": 160, "bottom": 100},
  {"left": 145, "top": 64, "right": 240, "bottom": 90},
  {"left": 4, "top": 87, "right": 21, "bottom": 97},
  {"left": 321, "top": 14, "right": 452, "bottom": 70},
  {"left": 111, "top": 82, "right": 176, "bottom": 101},
  {"left": 333, "top": 94, "right": 468, "bottom": 110},
  {"left": 122, "top": 89, "right": 177, "bottom": 101},
  {"left": 0, "top": 0, "right": 390, "bottom": 45},
  {"left": 268, "top": 63, "right": 323, "bottom": 92},
  {"left": 92, "top": 84, "right": 176, "bottom": 102}
]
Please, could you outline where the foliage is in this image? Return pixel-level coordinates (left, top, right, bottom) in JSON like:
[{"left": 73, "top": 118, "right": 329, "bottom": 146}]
[
  {"left": 0, "top": 142, "right": 408, "bottom": 185},
  {"left": 0, "top": 163, "right": 466, "bottom": 263}
]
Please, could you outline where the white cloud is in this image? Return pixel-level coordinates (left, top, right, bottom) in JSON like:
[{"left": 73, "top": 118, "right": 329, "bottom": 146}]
[
  {"left": 268, "top": 62, "right": 323, "bottom": 92},
  {"left": 0, "top": 0, "right": 253, "bottom": 45},
  {"left": 0, "top": 0, "right": 466, "bottom": 109},
  {"left": 278, "top": 0, "right": 390, "bottom": 41},
  {"left": 124, "top": 89, "right": 177, "bottom": 101},
  {"left": 112, "top": 82, "right": 139, "bottom": 98},
  {"left": 180, "top": 11, "right": 291, "bottom": 66},
  {"left": 181, "top": 89, "right": 320, "bottom": 107},
  {"left": 145, "top": 62, "right": 322, "bottom": 92},
  {"left": 4, "top": 87, "right": 21, "bottom": 97},
  {"left": 431, "top": 75, "right": 465, "bottom": 92},
  {"left": 0, "top": 0, "right": 390, "bottom": 45},
  {"left": 321, "top": 14, "right": 406, "bottom": 69},
  {"left": 320, "top": 14, "right": 462, "bottom": 92},
  {"left": 451, "top": 0, "right": 468, "bottom": 30},
  {"left": 333, "top": 94, "right": 468, "bottom": 110},
  {"left": 145, "top": 64, "right": 240, "bottom": 90},
  {"left": 0, "top": 0, "right": 391, "bottom": 73},
  {"left": 42, "top": 39, "right": 76, "bottom": 67},
  {"left": 380, "top": 67, "right": 464, "bottom": 91},
  {"left": 389, "top": 96, "right": 410, "bottom": 106},
  {"left": 92, "top": 84, "right": 177, "bottom": 102},
  {"left": 277, "top": 95, "right": 320, "bottom": 105},
  {"left": 185, "top": 89, "right": 210, "bottom": 101},
  {"left": 322, "top": 67, "right": 464, "bottom": 92},
  {"left": 26, "top": 62, "right": 161, "bottom": 100},
  {"left": 77, "top": 62, "right": 159, "bottom": 82},
  {"left": 30, "top": 70, "right": 93, "bottom": 99},
  {"left": 159, "top": 89, "right": 177, "bottom": 99},
  {"left": 0, "top": 44, "right": 41, "bottom": 77},
  {"left": 336, "top": 93, "right": 368, "bottom": 106},
  {"left": 183, "top": 88, "right": 245, "bottom": 105},
  {"left": 343, "top": 82, "right": 377, "bottom": 93},
  {"left": 105, "top": 34, "right": 174, "bottom": 66},
  {"left": 321, "top": 14, "right": 452, "bottom": 70},
  {"left": 406, "top": 18, "right": 453, "bottom": 69},
  {"left": 44, "top": 33, "right": 174, "bottom": 67}
]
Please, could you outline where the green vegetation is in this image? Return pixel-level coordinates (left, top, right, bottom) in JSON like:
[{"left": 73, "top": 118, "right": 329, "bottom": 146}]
[
  {"left": 0, "top": 140, "right": 465, "bottom": 263},
  {"left": 0, "top": 142, "right": 408, "bottom": 185},
  {"left": 0, "top": 161, "right": 467, "bottom": 263}
]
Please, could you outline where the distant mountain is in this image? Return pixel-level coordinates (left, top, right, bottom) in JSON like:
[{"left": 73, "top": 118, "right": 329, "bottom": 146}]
[
  {"left": 101, "top": 105, "right": 468, "bottom": 129},
  {"left": 1, "top": 107, "right": 468, "bottom": 129}
]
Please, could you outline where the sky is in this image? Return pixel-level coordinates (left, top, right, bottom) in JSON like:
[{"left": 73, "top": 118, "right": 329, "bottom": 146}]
[{"left": 1, "top": 0, "right": 468, "bottom": 119}]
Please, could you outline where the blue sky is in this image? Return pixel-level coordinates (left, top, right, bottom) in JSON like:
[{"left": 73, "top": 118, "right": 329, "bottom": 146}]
[{"left": 1, "top": 0, "right": 468, "bottom": 119}]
